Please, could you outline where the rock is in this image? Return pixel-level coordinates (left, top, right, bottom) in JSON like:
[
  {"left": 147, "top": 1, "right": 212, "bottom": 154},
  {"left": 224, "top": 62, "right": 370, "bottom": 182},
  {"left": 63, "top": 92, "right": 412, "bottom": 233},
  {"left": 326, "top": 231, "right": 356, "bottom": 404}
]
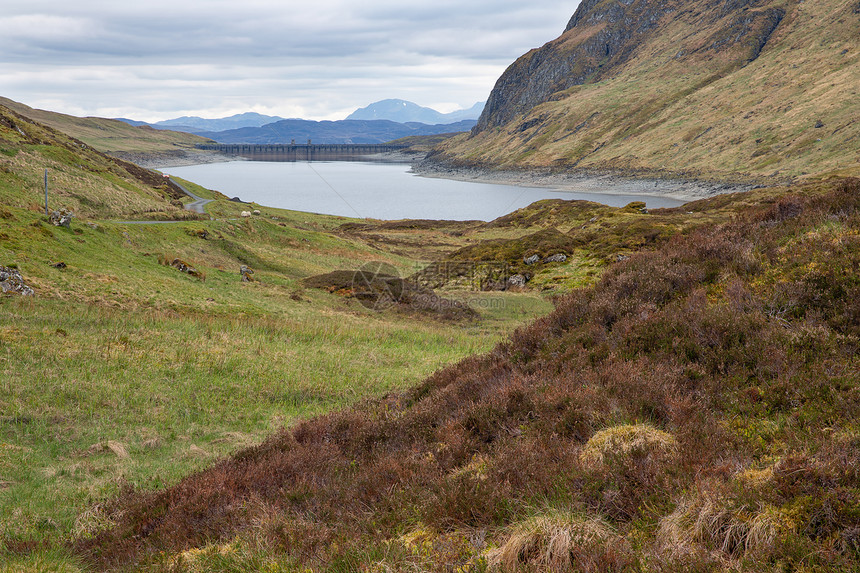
[
  {"left": 169, "top": 258, "right": 204, "bottom": 279},
  {"left": 49, "top": 208, "right": 73, "bottom": 228},
  {"left": 240, "top": 265, "right": 255, "bottom": 282},
  {"left": 523, "top": 254, "right": 540, "bottom": 265},
  {"left": 815, "top": 120, "right": 825, "bottom": 128},
  {"left": 507, "top": 274, "right": 528, "bottom": 288},
  {"left": 543, "top": 253, "right": 568, "bottom": 263},
  {"left": 51, "top": 261, "right": 67, "bottom": 269},
  {"left": 616, "top": 254, "right": 630, "bottom": 262},
  {"left": 240, "top": 211, "right": 252, "bottom": 218},
  {"left": 0, "top": 266, "right": 34, "bottom": 296}
]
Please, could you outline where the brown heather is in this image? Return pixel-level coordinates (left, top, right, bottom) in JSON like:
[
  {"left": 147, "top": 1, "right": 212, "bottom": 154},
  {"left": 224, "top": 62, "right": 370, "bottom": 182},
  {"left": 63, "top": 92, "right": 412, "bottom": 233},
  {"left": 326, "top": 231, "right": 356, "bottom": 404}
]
[{"left": 76, "top": 179, "right": 860, "bottom": 571}]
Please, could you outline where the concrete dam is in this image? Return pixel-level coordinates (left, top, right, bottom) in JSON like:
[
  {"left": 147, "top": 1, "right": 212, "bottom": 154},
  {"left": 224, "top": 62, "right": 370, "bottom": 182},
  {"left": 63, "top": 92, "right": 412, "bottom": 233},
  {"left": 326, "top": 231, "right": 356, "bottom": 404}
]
[{"left": 196, "top": 143, "right": 409, "bottom": 161}]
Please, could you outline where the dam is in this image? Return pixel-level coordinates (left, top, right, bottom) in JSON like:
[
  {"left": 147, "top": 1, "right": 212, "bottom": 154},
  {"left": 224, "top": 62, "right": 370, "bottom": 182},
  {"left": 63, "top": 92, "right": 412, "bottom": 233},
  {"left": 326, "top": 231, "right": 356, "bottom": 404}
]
[{"left": 196, "top": 143, "right": 409, "bottom": 161}]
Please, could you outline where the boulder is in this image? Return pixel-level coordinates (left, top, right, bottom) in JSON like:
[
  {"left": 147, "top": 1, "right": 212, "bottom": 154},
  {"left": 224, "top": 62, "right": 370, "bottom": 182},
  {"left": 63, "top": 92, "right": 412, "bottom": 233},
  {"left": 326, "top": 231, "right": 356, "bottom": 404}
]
[
  {"left": 49, "top": 208, "right": 73, "bottom": 228},
  {"left": 0, "top": 266, "right": 34, "bottom": 296},
  {"left": 507, "top": 274, "right": 528, "bottom": 288},
  {"left": 523, "top": 254, "right": 540, "bottom": 265},
  {"left": 168, "top": 258, "right": 205, "bottom": 280},
  {"left": 544, "top": 253, "right": 568, "bottom": 263},
  {"left": 240, "top": 265, "right": 255, "bottom": 282}
]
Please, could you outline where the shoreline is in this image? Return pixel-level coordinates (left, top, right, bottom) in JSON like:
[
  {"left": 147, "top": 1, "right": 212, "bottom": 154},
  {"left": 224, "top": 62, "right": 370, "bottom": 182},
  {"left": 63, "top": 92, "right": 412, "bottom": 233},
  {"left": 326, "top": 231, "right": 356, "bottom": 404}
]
[{"left": 411, "top": 160, "right": 755, "bottom": 203}]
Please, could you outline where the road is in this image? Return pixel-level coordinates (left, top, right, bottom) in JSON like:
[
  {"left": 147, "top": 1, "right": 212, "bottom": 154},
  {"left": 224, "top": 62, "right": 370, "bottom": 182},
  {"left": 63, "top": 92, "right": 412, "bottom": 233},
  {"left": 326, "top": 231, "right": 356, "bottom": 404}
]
[
  {"left": 114, "top": 179, "right": 214, "bottom": 224},
  {"left": 171, "top": 179, "right": 213, "bottom": 214}
]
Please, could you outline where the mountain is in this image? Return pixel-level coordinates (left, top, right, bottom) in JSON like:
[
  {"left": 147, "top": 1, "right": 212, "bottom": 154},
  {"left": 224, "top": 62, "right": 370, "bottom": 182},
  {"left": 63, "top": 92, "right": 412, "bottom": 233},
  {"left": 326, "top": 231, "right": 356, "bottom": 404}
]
[
  {"left": 439, "top": 0, "right": 859, "bottom": 180},
  {"left": 199, "top": 118, "right": 477, "bottom": 144},
  {"left": 347, "top": 99, "right": 484, "bottom": 124},
  {"left": 149, "top": 112, "right": 287, "bottom": 133}
]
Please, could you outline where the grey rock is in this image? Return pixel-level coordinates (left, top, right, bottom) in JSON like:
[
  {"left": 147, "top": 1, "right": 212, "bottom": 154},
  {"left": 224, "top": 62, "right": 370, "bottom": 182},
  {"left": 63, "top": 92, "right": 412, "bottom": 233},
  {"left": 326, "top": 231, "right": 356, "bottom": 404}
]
[
  {"left": 49, "top": 208, "right": 73, "bottom": 228},
  {"left": 524, "top": 254, "right": 540, "bottom": 265},
  {"left": 507, "top": 274, "right": 528, "bottom": 288},
  {"left": 544, "top": 253, "right": 568, "bottom": 263},
  {"left": 0, "top": 266, "right": 34, "bottom": 296},
  {"left": 240, "top": 265, "right": 255, "bottom": 282}
]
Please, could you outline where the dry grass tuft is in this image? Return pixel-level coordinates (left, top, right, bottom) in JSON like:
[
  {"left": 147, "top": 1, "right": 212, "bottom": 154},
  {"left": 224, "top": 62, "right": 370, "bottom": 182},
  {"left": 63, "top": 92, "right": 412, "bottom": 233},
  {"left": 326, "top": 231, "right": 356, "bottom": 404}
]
[
  {"left": 579, "top": 423, "right": 678, "bottom": 467},
  {"left": 658, "top": 489, "right": 789, "bottom": 561},
  {"left": 489, "top": 512, "right": 633, "bottom": 572}
]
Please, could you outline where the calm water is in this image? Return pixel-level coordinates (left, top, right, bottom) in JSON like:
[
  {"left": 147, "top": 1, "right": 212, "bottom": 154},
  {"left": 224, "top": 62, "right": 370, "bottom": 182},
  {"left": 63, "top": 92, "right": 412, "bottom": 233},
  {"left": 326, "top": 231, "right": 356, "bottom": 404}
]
[{"left": 163, "top": 161, "right": 685, "bottom": 221}]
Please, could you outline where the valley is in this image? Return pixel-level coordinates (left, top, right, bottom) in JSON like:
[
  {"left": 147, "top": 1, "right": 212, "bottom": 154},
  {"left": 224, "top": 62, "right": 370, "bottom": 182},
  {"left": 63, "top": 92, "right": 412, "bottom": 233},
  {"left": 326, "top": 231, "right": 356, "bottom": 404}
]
[{"left": 1, "top": 0, "right": 858, "bottom": 570}]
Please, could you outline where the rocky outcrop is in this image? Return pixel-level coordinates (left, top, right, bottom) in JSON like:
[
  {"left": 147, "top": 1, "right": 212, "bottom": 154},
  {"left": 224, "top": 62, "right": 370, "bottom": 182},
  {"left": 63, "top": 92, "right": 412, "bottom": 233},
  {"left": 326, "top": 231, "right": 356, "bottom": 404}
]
[
  {"left": 49, "top": 208, "right": 73, "bottom": 228},
  {"left": 475, "top": 0, "right": 786, "bottom": 132},
  {"left": 0, "top": 267, "right": 34, "bottom": 296}
]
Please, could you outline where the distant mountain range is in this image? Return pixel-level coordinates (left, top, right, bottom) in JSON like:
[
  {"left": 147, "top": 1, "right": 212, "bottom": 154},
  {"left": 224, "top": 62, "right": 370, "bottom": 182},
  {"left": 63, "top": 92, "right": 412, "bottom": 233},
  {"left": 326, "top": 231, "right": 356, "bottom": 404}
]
[
  {"left": 195, "top": 119, "right": 478, "bottom": 145},
  {"left": 112, "top": 100, "right": 484, "bottom": 144},
  {"left": 346, "top": 99, "right": 484, "bottom": 124},
  {"left": 114, "top": 100, "right": 484, "bottom": 140}
]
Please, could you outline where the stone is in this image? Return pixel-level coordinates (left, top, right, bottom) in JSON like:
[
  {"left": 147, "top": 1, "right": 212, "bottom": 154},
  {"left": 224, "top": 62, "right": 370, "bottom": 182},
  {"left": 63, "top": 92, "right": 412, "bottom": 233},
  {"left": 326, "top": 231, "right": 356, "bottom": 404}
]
[
  {"left": 523, "top": 254, "right": 540, "bottom": 265},
  {"left": 815, "top": 120, "right": 825, "bottom": 128},
  {"left": 507, "top": 274, "right": 528, "bottom": 288},
  {"left": 240, "top": 265, "right": 255, "bottom": 282},
  {"left": 0, "top": 266, "right": 34, "bottom": 296},
  {"left": 169, "top": 258, "right": 204, "bottom": 279},
  {"left": 49, "top": 208, "right": 73, "bottom": 228},
  {"left": 544, "top": 253, "right": 568, "bottom": 263}
]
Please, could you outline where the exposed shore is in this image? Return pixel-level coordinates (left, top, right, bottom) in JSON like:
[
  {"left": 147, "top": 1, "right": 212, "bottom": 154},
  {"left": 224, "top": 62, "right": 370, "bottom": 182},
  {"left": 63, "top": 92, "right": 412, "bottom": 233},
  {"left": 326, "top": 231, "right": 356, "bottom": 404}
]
[
  {"left": 412, "top": 160, "right": 755, "bottom": 203},
  {"left": 117, "top": 149, "right": 242, "bottom": 170}
]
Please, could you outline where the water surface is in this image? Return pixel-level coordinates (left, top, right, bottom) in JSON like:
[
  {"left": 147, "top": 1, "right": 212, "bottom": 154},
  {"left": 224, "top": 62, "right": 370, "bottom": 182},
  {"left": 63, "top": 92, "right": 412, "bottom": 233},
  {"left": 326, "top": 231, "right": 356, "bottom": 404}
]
[{"left": 164, "top": 161, "right": 684, "bottom": 221}]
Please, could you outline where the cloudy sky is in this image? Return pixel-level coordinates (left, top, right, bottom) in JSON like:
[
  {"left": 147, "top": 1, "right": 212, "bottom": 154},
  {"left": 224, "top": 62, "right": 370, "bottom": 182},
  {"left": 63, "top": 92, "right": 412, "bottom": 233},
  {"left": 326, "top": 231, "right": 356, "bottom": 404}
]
[{"left": 0, "top": 1, "right": 579, "bottom": 122}]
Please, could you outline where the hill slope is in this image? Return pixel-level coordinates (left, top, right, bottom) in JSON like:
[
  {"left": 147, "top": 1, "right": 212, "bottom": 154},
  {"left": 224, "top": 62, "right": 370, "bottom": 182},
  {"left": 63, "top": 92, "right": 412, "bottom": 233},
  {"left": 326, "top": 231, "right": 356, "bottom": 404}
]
[
  {"left": 440, "top": 0, "right": 859, "bottom": 180},
  {"left": 0, "top": 103, "right": 203, "bottom": 220},
  {"left": 0, "top": 97, "right": 212, "bottom": 161}
]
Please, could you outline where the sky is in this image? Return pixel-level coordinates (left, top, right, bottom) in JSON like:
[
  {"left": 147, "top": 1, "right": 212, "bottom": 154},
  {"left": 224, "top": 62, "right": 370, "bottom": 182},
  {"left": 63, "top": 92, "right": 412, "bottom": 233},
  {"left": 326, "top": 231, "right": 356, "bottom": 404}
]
[{"left": 0, "top": 1, "right": 580, "bottom": 122}]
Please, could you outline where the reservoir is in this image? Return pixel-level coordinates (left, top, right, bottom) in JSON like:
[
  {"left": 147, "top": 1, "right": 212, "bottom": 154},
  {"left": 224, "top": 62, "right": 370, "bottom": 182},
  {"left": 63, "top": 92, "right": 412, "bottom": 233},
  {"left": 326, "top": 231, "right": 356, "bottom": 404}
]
[{"left": 163, "top": 161, "right": 686, "bottom": 221}]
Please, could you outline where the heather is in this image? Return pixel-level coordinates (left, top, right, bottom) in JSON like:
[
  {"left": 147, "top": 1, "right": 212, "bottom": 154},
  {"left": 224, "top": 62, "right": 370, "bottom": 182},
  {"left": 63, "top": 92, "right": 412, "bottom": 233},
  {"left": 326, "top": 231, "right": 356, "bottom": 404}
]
[{"left": 77, "top": 179, "right": 860, "bottom": 572}]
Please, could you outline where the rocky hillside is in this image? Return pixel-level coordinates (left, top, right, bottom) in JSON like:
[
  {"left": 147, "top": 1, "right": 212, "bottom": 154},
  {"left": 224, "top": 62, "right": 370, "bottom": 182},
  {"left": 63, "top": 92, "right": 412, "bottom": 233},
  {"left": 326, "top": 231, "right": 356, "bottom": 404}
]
[{"left": 441, "top": 0, "right": 859, "bottom": 180}]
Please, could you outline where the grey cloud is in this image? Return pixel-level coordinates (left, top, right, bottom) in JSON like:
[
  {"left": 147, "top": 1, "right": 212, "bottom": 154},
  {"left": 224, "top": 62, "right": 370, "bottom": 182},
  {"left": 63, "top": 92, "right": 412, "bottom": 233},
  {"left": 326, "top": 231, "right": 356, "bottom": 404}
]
[{"left": 0, "top": 1, "right": 579, "bottom": 120}]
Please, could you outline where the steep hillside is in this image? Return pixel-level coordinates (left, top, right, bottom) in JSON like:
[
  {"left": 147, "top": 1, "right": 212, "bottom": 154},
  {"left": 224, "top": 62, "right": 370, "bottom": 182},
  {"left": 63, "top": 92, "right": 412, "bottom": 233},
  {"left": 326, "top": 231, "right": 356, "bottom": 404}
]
[
  {"left": 0, "top": 103, "right": 203, "bottom": 220},
  {"left": 441, "top": 0, "right": 859, "bottom": 180},
  {"left": 0, "top": 97, "right": 212, "bottom": 161}
]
